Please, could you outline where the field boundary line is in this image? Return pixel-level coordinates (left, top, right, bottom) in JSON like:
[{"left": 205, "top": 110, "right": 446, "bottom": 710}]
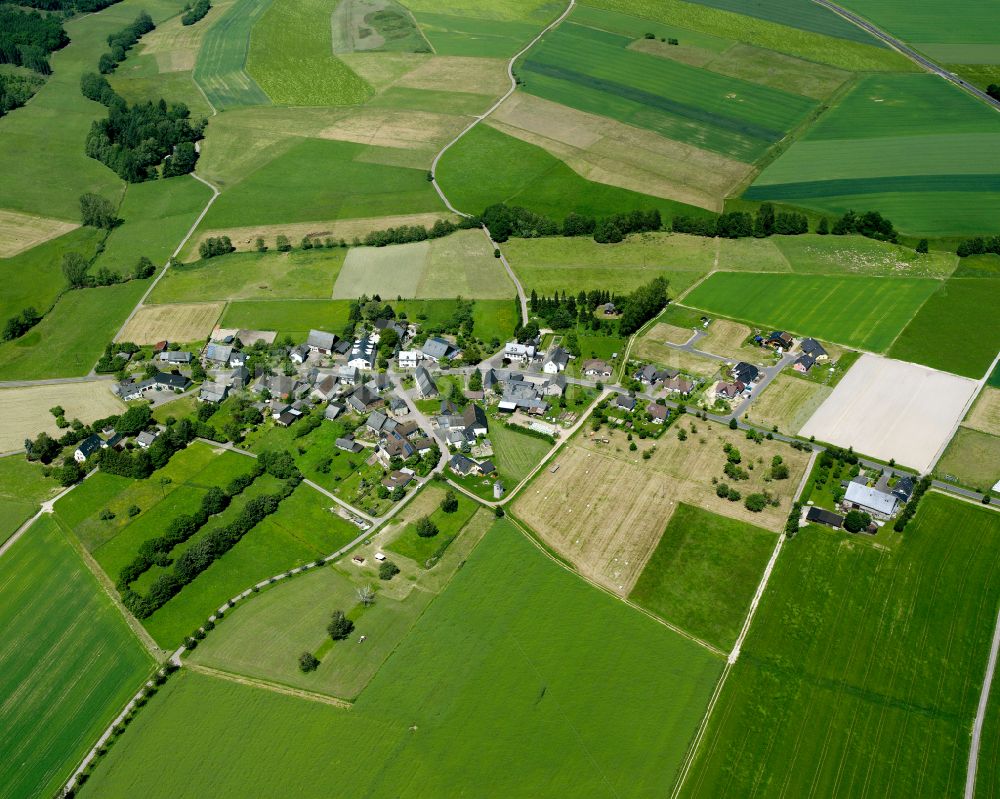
[
  {"left": 185, "top": 662, "right": 352, "bottom": 707},
  {"left": 927, "top": 350, "right": 1000, "bottom": 474},
  {"left": 0, "top": 466, "right": 93, "bottom": 559},
  {"left": 966, "top": 581, "right": 1000, "bottom": 797},
  {"left": 669, "top": 660, "right": 732, "bottom": 799}
]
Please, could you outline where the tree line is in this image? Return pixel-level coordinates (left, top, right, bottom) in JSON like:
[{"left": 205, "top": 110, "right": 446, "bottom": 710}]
[
  {"left": 955, "top": 234, "right": 1000, "bottom": 257},
  {"left": 8, "top": 0, "right": 123, "bottom": 11},
  {"left": 0, "top": 6, "right": 68, "bottom": 74},
  {"left": 181, "top": 0, "right": 210, "bottom": 25},
  {"left": 480, "top": 203, "right": 661, "bottom": 244},
  {"left": 98, "top": 11, "right": 153, "bottom": 74},
  {"left": 199, "top": 235, "right": 235, "bottom": 259},
  {"left": 0, "top": 71, "right": 44, "bottom": 117}
]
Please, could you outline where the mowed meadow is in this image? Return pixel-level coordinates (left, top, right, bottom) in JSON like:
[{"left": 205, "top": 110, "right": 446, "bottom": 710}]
[
  {"left": 682, "top": 493, "right": 1000, "bottom": 798},
  {"left": 0, "top": 517, "right": 152, "bottom": 799},
  {"left": 81, "top": 523, "right": 724, "bottom": 798}
]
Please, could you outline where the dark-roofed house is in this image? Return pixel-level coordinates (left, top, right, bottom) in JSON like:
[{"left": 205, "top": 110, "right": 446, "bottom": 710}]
[
  {"left": 310, "top": 374, "right": 338, "bottom": 402},
  {"left": 732, "top": 362, "right": 759, "bottom": 385},
  {"left": 421, "top": 336, "right": 457, "bottom": 363},
  {"left": 306, "top": 329, "right": 337, "bottom": 354},
  {"left": 800, "top": 338, "right": 828, "bottom": 360},
  {"left": 794, "top": 354, "right": 816, "bottom": 373},
  {"left": 462, "top": 403, "right": 488, "bottom": 437},
  {"left": 381, "top": 430, "right": 415, "bottom": 460},
  {"left": 542, "top": 347, "right": 569, "bottom": 374},
  {"left": 615, "top": 394, "right": 636, "bottom": 411},
  {"left": 478, "top": 459, "right": 496, "bottom": 475},
  {"left": 276, "top": 410, "right": 300, "bottom": 427},
  {"left": 388, "top": 396, "right": 409, "bottom": 416},
  {"left": 348, "top": 337, "right": 376, "bottom": 370},
  {"left": 635, "top": 364, "right": 677, "bottom": 385},
  {"left": 646, "top": 402, "right": 669, "bottom": 423},
  {"left": 324, "top": 402, "right": 345, "bottom": 421},
  {"left": 449, "top": 453, "right": 477, "bottom": 476},
  {"left": 347, "top": 383, "right": 381, "bottom": 413},
  {"left": 382, "top": 470, "right": 413, "bottom": 491},
  {"left": 891, "top": 476, "right": 915, "bottom": 504},
  {"left": 712, "top": 380, "right": 745, "bottom": 402},
  {"left": 374, "top": 318, "right": 407, "bottom": 340},
  {"left": 336, "top": 436, "right": 364, "bottom": 454},
  {"left": 582, "top": 359, "right": 613, "bottom": 379},
  {"left": 152, "top": 371, "right": 192, "bottom": 391},
  {"left": 74, "top": 434, "right": 103, "bottom": 463},
  {"left": 415, "top": 366, "right": 437, "bottom": 398},
  {"left": 333, "top": 339, "right": 352, "bottom": 356},
  {"left": 765, "top": 331, "right": 794, "bottom": 350},
  {"left": 806, "top": 506, "right": 843, "bottom": 529}
]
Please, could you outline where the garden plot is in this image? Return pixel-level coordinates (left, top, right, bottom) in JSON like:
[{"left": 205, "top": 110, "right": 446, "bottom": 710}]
[
  {"left": 800, "top": 353, "right": 977, "bottom": 472},
  {"left": 0, "top": 210, "right": 77, "bottom": 258},
  {"left": 117, "top": 302, "right": 225, "bottom": 344},
  {"left": 514, "top": 422, "right": 809, "bottom": 595},
  {"left": 0, "top": 382, "right": 124, "bottom": 452}
]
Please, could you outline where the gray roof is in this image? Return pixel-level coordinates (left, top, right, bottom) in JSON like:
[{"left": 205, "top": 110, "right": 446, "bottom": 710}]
[
  {"left": 415, "top": 366, "right": 437, "bottom": 397},
  {"left": 76, "top": 434, "right": 102, "bottom": 458},
  {"left": 153, "top": 372, "right": 191, "bottom": 390},
  {"left": 844, "top": 482, "right": 898, "bottom": 515},
  {"left": 421, "top": 337, "right": 454, "bottom": 360},
  {"left": 449, "top": 453, "right": 477, "bottom": 475},
  {"left": 800, "top": 338, "right": 827, "bottom": 358},
  {"left": 306, "top": 330, "right": 337, "bottom": 351},
  {"left": 158, "top": 351, "right": 192, "bottom": 364},
  {"left": 733, "top": 362, "right": 760, "bottom": 383},
  {"left": 205, "top": 343, "right": 232, "bottom": 363},
  {"left": 324, "top": 403, "right": 344, "bottom": 420}
]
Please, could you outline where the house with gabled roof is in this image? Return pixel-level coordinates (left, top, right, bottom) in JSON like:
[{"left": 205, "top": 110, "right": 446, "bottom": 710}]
[
  {"left": 732, "top": 362, "right": 760, "bottom": 385},
  {"left": 415, "top": 366, "right": 437, "bottom": 398},
  {"left": 646, "top": 402, "right": 669, "bottom": 423},
  {"left": 199, "top": 382, "right": 229, "bottom": 404},
  {"left": 542, "top": 347, "right": 569, "bottom": 374},
  {"left": 794, "top": 354, "right": 816, "bottom": 373},
  {"left": 421, "top": 336, "right": 458, "bottom": 363},
  {"left": 582, "top": 359, "right": 613, "bottom": 379},
  {"left": 843, "top": 482, "right": 899, "bottom": 519},
  {"left": 306, "top": 330, "right": 337, "bottom": 354},
  {"left": 448, "top": 453, "right": 477, "bottom": 476},
  {"left": 74, "top": 434, "right": 103, "bottom": 463},
  {"left": 800, "top": 338, "right": 828, "bottom": 361},
  {"left": 204, "top": 343, "right": 233, "bottom": 366},
  {"left": 348, "top": 337, "right": 376, "bottom": 370},
  {"left": 157, "top": 350, "right": 192, "bottom": 365}
]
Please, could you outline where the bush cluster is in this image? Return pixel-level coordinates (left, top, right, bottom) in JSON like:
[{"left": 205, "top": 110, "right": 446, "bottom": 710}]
[
  {"left": 893, "top": 475, "right": 931, "bottom": 532},
  {"left": 199, "top": 236, "right": 235, "bottom": 259},
  {"left": 181, "top": 0, "right": 211, "bottom": 25},
  {"left": 98, "top": 12, "right": 154, "bottom": 74}
]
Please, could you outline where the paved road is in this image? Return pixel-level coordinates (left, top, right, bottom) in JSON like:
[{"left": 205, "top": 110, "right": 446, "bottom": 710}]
[{"left": 814, "top": 0, "right": 1000, "bottom": 111}]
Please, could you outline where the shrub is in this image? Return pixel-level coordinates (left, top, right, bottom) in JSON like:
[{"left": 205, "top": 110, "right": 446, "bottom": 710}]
[
  {"left": 127, "top": 504, "right": 141, "bottom": 517},
  {"left": 298, "top": 652, "right": 319, "bottom": 672},
  {"left": 99, "top": 508, "right": 115, "bottom": 520},
  {"left": 744, "top": 493, "right": 768, "bottom": 512},
  {"left": 844, "top": 509, "right": 871, "bottom": 533},
  {"left": 416, "top": 516, "right": 438, "bottom": 538},
  {"left": 440, "top": 489, "right": 459, "bottom": 513},
  {"left": 327, "top": 610, "right": 354, "bottom": 640},
  {"left": 379, "top": 560, "right": 400, "bottom": 581}
]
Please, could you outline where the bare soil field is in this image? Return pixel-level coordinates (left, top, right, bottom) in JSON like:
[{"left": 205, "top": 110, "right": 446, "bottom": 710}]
[
  {"left": 514, "top": 422, "right": 808, "bottom": 595},
  {"left": 800, "top": 353, "right": 977, "bottom": 472},
  {"left": 0, "top": 383, "right": 124, "bottom": 451},
  {"left": 0, "top": 210, "right": 77, "bottom": 258},
  {"left": 698, "top": 318, "right": 763, "bottom": 362},
  {"left": 487, "top": 94, "right": 752, "bottom": 211},
  {"left": 649, "top": 323, "right": 694, "bottom": 346},
  {"left": 317, "top": 108, "right": 469, "bottom": 151},
  {"left": 745, "top": 374, "right": 832, "bottom": 435},
  {"left": 117, "top": 303, "right": 225, "bottom": 344},
  {"left": 182, "top": 213, "right": 453, "bottom": 260},
  {"left": 632, "top": 330, "right": 722, "bottom": 378},
  {"left": 963, "top": 386, "right": 1000, "bottom": 436}
]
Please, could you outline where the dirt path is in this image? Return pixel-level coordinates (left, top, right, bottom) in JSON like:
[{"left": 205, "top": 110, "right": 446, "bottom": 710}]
[{"left": 186, "top": 663, "right": 352, "bottom": 708}]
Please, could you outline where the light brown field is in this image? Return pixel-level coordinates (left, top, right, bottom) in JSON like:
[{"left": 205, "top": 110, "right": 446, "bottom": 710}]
[
  {"left": 745, "top": 374, "right": 832, "bottom": 435},
  {"left": 117, "top": 302, "right": 224, "bottom": 344},
  {"left": 514, "top": 422, "right": 807, "bottom": 595},
  {"left": 653, "top": 323, "right": 694, "bottom": 345},
  {"left": 394, "top": 56, "right": 510, "bottom": 96},
  {"left": 628, "top": 38, "right": 719, "bottom": 68},
  {"left": 0, "top": 210, "right": 78, "bottom": 258},
  {"left": 182, "top": 212, "right": 455, "bottom": 260},
  {"left": 317, "top": 108, "right": 469, "bottom": 151},
  {"left": 703, "top": 44, "right": 849, "bottom": 100},
  {"left": 963, "top": 387, "right": 1000, "bottom": 437},
  {"left": 487, "top": 94, "right": 752, "bottom": 211},
  {"left": 632, "top": 328, "right": 722, "bottom": 378},
  {"left": 0, "top": 382, "right": 125, "bottom": 451},
  {"left": 698, "top": 318, "right": 761, "bottom": 362},
  {"left": 139, "top": 0, "right": 234, "bottom": 72}
]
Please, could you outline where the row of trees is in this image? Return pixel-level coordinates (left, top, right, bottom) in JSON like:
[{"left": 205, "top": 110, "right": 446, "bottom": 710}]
[
  {"left": 199, "top": 235, "right": 235, "bottom": 259},
  {"left": 955, "top": 234, "right": 1000, "bottom": 258},
  {"left": 2, "top": 306, "right": 41, "bottom": 341},
  {"left": 14, "top": 0, "right": 123, "bottom": 12},
  {"left": 0, "top": 6, "right": 69, "bottom": 74},
  {"left": 480, "top": 203, "right": 662, "bottom": 244},
  {"left": 181, "top": 0, "right": 211, "bottom": 25},
  {"left": 360, "top": 217, "right": 476, "bottom": 247},
  {"left": 98, "top": 11, "right": 154, "bottom": 74}
]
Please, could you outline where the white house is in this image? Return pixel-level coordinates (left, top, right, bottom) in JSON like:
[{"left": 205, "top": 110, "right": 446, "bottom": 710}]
[
  {"left": 843, "top": 482, "right": 899, "bottom": 519},
  {"left": 542, "top": 347, "right": 569, "bottom": 374},
  {"left": 74, "top": 434, "right": 102, "bottom": 463},
  {"left": 348, "top": 337, "right": 376, "bottom": 370},
  {"left": 289, "top": 344, "right": 309, "bottom": 365},
  {"left": 398, "top": 350, "right": 421, "bottom": 369},
  {"left": 504, "top": 342, "right": 535, "bottom": 363}
]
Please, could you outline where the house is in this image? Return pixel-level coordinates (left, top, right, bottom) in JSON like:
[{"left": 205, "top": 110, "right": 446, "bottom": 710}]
[
  {"left": 793, "top": 354, "right": 816, "bottom": 373},
  {"left": 413, "top": 437, "right": 434, "bottom": 455},
  {"left": 462, "top": 404, "right": 488, "bottom": 437},
  {"left": 504, "top": 342, "right": 535, "bottom": 363},
  {"left": 199, "top": 382, "right": 229, "bottom": 404},
  {"left": 136, "top": 430, "right": 159, "bottom": 449},
  {"left": 310, "top": 374, "right": 338, "bottom": 402},
  {"left": 275, "top": 410, "right": 299, "bottom": 427},
  {"left": 542, "top": 347, "right": 569, "bottom": 374},
  {"left": 800, "top": 338, "right": 828, "bottom": 361},
  {"left": 806, "top": 506, "right": 844, "bottom": 529},
  {"left": 541, "top": 374, "right": 567, "bottom": 397},
  {"left": 499, "top": 380, "right": 548, "bottom": 414},
  {"left": 388, "top": 396, "right": 409, "bottom": 416},
  {"left": 635, "top": 364, "right": 677, "bottom": 385},
  {"left": 374, "top": 318, "right": 407, "bottom": 341},
  {"left": 394, "top": 419, "right": 419, "bottom": 438},
  {"left": 646, "top": 403, "right": 669, "bottom": 423},
  {"left": 582, "top": 359, "right": 613, "bottom": 379},
  {"left": 371, "top": 372, "right": 393, "bottom": 393},
  {"left": 324, "top": 402, "right": 345, "bottom": 421},
  {"left": 415, "top": 366, "right": 437, "bottom": 398},
  {"left": 381, "top": 430, "right": 415, "bottom": 460},
  {"left": 337, "top": 365, "right": 360, "bottom": 386},
  {"left": 157, "top": 351, "right": 192, "bottom": 365},
  {"left": 333, "top": 339, "right": 352, "bottom": 356},
  {"left": 712, "top": 380, "right": 745, "bottom": 402},
  {"left": 74, "top": 434, "right": 103, "bottom": 463},
  {"left": 336, "top": 436, "right": 364, "bottom": 454},
  {"left": 382, "top": 470, "right": 413, "bottom": 491},
  {"left": 306, "top": 329, "right": 337, "bottom": 354},
  {"left": 765, "top": 331, "right": 794, "bottom": 351},
  {"left": 891, "top": 476, "right": 915, "bottom": 504},
  {"left": 662, "top": 375, "right": 694, "bottom": 395},
  {"left": 843, "top": 482, "right": 899, "bottom": 519},
  {"left": 732, "top": 362, "right": 760, "bottom": 385},
  {"left": 115, "top": 379, "right": 145, "bottom": 401},
  {"left": 346, "top": 384, "right": 381, "bottom": 413},
  {"left": 449, "top": 453, "right": 477, "bottom": 476},
  {"left": 348, "top": 337, "right": 376, "bottom": 370},
  {"left": 204, "top": 343, "right": 233, "bottom": 366},
  {"left": 478, "top": 459, "right": 496, "bottom": 476},
  {"left": 398, "top": 350, "right": 422, "bottom": 369},
  {"left": 151, "top": 371, "right": 191, "bottom": 392},
  {"left": 229, "top": 351, "right": 247, "bottom": 368},
  {"left": 290, "top": 344, "right": 310, "bottom": 365},
  {"left": 366, "top": 410, "right": 390, "bottom": 434},
  {"left": 421, "top": 336, "right": 457, "bottom": 363},
  {"left": 615, "top": 394, "right": 636, "bottom": 411},
  {"left": 230, "top": 366, "right": 251, "bottom": 390}
]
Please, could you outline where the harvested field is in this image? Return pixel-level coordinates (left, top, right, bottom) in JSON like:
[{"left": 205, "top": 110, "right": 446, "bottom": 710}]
[
  {"left": 182, "top": 213, "right": 453, "bottom": 261},
  {"left": 0, "top": 210, "right": 78, "bottom": 258},
  {"left": 698, "top": 318, "right": 760, "bottom": 362},
  {"left": 0, "top": 382, "right": 124, "bottom": 451},
  {"left": 488, "top": 93, "right": 752, "bottom": 211},
  {"left": 394, "top": 56, "right": 509, "bottom": 95},
  {"left": 117, "top": 302, "right": 225, "bottom": 344},
  {"left": 514, "top": 421, "right": 809, "bottom": 595},
  {"left": 650, "top": 323, "right": 694, "bottom": 346},
  {"left": 800, "top": 353, "right": 977, "bottom": 472},
  {"left": 338, "top": 51, "right": 428, "bottom": 90},
  {"left": 317, "top": 108, "right": 469, "bottom": 151},
  {"left": 745, "top": 373, "right": 832, "bottom": 436},
  {"left": 632, "top": 331, "right": 722, "bottom": 378},
  {"left": 964, "top": 387, "right": 1000, "bottom": 437}
]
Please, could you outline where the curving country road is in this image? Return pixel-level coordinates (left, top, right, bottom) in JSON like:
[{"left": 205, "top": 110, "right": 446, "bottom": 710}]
[{"left": 814, "top": 0, "right": 1000, "bottom": 112}]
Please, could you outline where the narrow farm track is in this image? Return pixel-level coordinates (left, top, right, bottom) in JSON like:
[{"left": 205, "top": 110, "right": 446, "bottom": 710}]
[
  {"left": 186, "top": 663, "right": 352, "bottom": 708},
  {"left": 428, "top": 0, "right": 577, "bottom": 325}
]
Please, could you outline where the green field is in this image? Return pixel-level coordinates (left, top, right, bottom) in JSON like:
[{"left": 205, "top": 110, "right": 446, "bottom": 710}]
[
  {"left": 193, "top": 0, "right": 272, "bottom": 109},
  {"left": 0, "top": 279, "right": 149, "bottom": 380},
  {"left": 887, "top": 278, "right": 1000, "bottom": 378},
  {"left": 202, "top": 139, "right": 443, "bottom": 227},
  {"left": 772, "top": 233, "right": 957, "bottom": 278},
  {"left": 979, "top": 673, "right": 1000, "bottom": 799},
  {"left": 935, "top": 427, "right": 1000, "bottom": 492},
  {"left": 682, "top": 271, "right": 938, "bottom": 351},
  {"left": 83, "top": 522, "right": 723, "bottom": 797},
  {"left": 0, "top": 516, "right": 152, "bottom": 799},
  {"left": 629, "top": 503, "right": 776, "bottom": 651},
  {"left": 150, "top": 248, "right": 345, "bottom": 304},
  {"left": 247, "top": 0, "right": 373, "bottom": 105},
  {"left": 332, "top": 0, "right": 433, "bottom": 54},
  {"left": 489, "top": 420, "right": 552, "bottom": 485},
  {"left": 387, "top": 489, "right": 480, "bottom": 565},
  {"left": 748, "top": 75, "right": 1000, "bottom": 235},
  {"left": 0, "top": 456, "right": 58, "bottom": 545},
  {"left": 415, "top": 12, "right": 545, "bottom": 58},
  {"left": 683, "top": 492, "right": 1000, "bottom": 798},
  {"left": 438, "top": 123, "right": 712, "bottom": 220},
  {"left": 683, "top": 0, "right": 880, "bottom": 42},
  {"left": 521, "top": 16, "right": 818, "bottom": 162}
]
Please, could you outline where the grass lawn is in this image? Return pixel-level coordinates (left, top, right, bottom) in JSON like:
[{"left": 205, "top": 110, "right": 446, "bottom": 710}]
[
  {"left": 247, "top": 0, "right": 372, "bottom": 105},
  {"left": 0, "top": 456, "right": 59, "bottom": 545},
  {"left": 773, "top": 233, "right": 957, "bottom": 278},
  {"left": 386, "top": 486, "right": 479, "bottom": 566},
  {"left": 202, "top": 139, "right": 443, "bottom": 228},
  {"left": 887, "top": 277, "right": 1000, "bottom": 379},
  {"left": 151, "top": 393, "right": 199, "bottom": 423},
  {"left": 683, "top": 493, "right": 1000, "bottom": 798},
  {"left": 682, "top": 271, "right": 939, "bottom": 351},
  {"left": 489, "top": 420, "right": 552, "bottom": 484},
  {"left": 629, "top": 503, "right": 776, "bottom": 651},
  {"left": 83, "top": 521, "right": 723, "bottom": 798},
  {"left": 141, "top": 481, "right": 361, "bottom": 647},
  {"left": 0, "top": 516, "right": 152, "bottom": 799},
  {"left": 935, "top": 427, "right": 1000, "bottom": 493},
  {"left": 219, "top": 299, "right": 352, "bottom": 339}
]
